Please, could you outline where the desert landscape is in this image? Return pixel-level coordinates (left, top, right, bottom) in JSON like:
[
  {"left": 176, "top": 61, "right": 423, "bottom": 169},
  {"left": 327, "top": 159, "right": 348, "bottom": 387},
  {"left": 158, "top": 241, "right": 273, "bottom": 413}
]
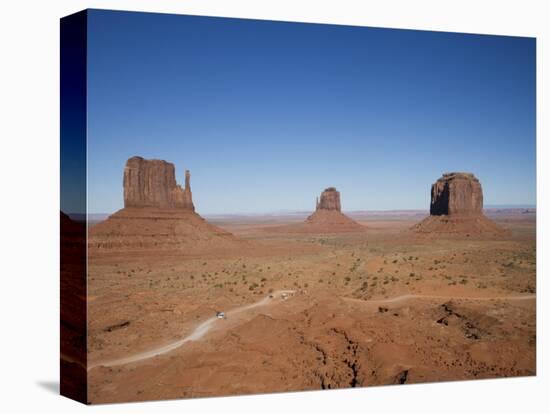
[{"left": 82, "top": 158, "right": 536, "bottom": 404}]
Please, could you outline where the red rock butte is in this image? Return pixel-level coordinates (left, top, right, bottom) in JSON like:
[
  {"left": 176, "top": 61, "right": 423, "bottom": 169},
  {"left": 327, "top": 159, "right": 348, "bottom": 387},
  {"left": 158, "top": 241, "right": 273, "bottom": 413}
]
[
  {"left": 305, "top": 187, "right": 365, "bottom": 232},
  {"left": 315, "top": 187, "right": 342, "bottom": 212},
  {"left": 124, "top": 156, "right": 194, "bottom": 210},
  {"left": 412, "top": 172, "right": 507, "bottom": 236},
  {"left": 89, "top": 157, "right": 241, "bottom": 253},
  {"left": 430, "top": 172, "right": 483, "bottom": 216},
  {"left": 270, "top": 187, "right": 365, "bottom": 234}
]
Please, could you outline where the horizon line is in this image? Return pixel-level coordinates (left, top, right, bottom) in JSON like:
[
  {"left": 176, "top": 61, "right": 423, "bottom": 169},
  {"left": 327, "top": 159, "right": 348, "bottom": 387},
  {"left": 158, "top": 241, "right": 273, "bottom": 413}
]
[{"left": 70, "top": 204, "right": 536, "bottom": 218}]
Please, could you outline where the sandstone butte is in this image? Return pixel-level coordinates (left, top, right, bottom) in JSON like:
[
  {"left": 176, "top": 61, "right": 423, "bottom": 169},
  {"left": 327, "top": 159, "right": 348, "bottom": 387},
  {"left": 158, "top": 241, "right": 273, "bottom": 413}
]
[
  {"left": 412, "top": 172, "right": 507, "bottom": 236},
  {"left": 305, "top": 187, "right": 365, "bottom": 232},
  {"left": 270, "top": 187, "right": 365, "bottom": 234},
  {"left": 123, "top": 156, "right": 194, "bottom": 210},
  {"left": 88, "top": 157, "right": 239, "bottom": 253}
]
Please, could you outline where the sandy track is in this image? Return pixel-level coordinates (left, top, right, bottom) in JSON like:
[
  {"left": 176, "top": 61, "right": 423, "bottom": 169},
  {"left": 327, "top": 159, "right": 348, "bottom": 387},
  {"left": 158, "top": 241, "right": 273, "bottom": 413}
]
[
  {"left": 88, "top": 290, "right": 295, "bottom": 370},
  {"left": 344, "top": 293, "right": 536, "bottom": 306}
]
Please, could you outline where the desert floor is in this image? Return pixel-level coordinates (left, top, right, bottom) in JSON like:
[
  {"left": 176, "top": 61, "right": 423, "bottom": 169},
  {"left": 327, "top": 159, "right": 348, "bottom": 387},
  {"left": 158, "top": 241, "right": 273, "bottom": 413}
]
[{"left": 87, "top": 211, "right": 536, "bottom": 404}]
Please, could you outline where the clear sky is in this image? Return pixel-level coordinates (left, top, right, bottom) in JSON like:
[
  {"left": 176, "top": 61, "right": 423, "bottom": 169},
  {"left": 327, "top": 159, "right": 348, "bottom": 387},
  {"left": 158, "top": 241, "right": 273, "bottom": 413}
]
[{"left": 87, "top": 9, "right": 536, "bottom": 215}]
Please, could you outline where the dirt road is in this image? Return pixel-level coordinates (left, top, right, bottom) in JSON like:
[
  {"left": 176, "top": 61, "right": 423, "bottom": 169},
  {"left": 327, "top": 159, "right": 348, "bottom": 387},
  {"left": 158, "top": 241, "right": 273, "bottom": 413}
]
[{"left": 88, "top": 290, "right": 295, "bottom": 370}]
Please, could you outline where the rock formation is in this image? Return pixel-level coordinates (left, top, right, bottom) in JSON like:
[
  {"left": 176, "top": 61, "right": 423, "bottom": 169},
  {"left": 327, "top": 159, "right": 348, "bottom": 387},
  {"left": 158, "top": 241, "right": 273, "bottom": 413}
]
[
  {"left": 412, "top": 172, "right": 507, "bottom": 237},
  {"left": 305, "top": 187, "right": 365, "bottom": 232},
  {"left": 316, "top": 187, "right": 342, "bottom": 211},
  {"left": 430, "top": 172, "right": 482, "bottom": 216},
  {"left": 271, "top": 187, "right": 365, "bottom": 234},
  {"left": 89, "top": 157, "right": 242, "bottom": 253},
  {"left": 123, "top": 156, "right": 194, "bottom": 210}
]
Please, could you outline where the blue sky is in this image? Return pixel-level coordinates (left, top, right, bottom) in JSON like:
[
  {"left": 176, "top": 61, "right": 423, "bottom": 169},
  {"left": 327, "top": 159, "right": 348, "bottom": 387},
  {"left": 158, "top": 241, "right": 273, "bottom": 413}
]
[{"left": 87, "top": 10, "right": 536, "bottom": 215}]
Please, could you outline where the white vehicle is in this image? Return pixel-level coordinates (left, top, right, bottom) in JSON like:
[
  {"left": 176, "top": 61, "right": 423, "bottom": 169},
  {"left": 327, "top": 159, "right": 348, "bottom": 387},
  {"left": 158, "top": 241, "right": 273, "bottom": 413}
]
[{"left": 216, "top": 311, "right": 226, "bottom": 319}]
